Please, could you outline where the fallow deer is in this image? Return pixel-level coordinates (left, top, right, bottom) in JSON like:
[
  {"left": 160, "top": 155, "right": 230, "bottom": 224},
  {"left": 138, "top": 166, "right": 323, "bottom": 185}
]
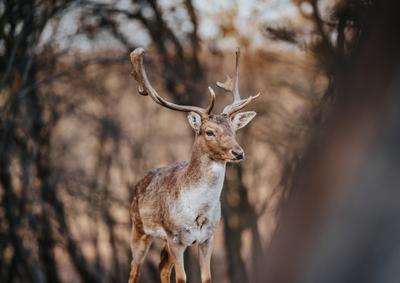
[{"left": 128, "top": 47, "right": 260, "bottom": 283}]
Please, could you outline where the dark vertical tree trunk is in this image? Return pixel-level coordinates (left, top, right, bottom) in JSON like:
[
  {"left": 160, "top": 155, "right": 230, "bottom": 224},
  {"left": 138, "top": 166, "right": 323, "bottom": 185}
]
[
  {"left": 222, "top": 163, "right": 263, "bottom": 283},
  {"left": 260, "top": 1, "right": 400, "bottom": 282}
]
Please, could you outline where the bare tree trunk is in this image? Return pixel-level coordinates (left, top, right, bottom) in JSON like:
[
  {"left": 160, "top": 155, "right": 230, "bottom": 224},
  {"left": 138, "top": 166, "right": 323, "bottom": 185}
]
[
  {"left": 222, "top": 163, "right": 263, "bottom": 283},
  {"left": 259, "top": 1, "right": 400, "bottom": 282}
]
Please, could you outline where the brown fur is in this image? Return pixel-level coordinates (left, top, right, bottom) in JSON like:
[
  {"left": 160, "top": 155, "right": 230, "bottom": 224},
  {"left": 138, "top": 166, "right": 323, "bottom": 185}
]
[
  {"left": 196, "top": 115, "right": 242, "bottom": 162},
  {"left": 129, "top": 114, "right": 250, "bottom": 283},
  {"left": 130, "top": 115, "right": 242, "bottom": 238},
  {"left": 129, "top": 47, "right": 258, "bottom": 283},
  {"left": 128, "top": 263, "right": 140, "bottom": 283},
  {"left": 159, "top": 245, "right": 174, "bottom": 283}
]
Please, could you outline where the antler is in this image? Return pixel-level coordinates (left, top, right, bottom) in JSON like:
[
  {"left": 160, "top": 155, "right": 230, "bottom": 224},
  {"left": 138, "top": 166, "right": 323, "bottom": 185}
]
[
  {"left": 130, "top": 48, "right": 215, "bottom": 116},
  {"left": 216, "top": 47, "right": 260, "bottom": 116}
]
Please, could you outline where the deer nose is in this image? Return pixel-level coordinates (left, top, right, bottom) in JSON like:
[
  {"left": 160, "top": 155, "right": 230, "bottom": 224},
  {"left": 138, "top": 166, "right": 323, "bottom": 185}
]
[{"left": 231, "top": 147, "right": 244, "bottom": 160}]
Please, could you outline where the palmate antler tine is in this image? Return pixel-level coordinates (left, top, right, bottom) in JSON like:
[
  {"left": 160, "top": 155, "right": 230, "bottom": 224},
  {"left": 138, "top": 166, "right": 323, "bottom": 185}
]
[
  {"left": 232, "top": 46, "right": 241, "bottom": 101},
  {"left": 216, "top": 47, "right": 241, "bottom": 100},
  {"left": 206, "top": 87, "right": 216, "bottom": 114},
  {"left": 217, "top": 47, "right": 260, "bottom": 116},
  {"left": 226, "top": 93, "right": 260, "bottom": 116},
  {"left": 216, "top": 75, "right": 233, "bottom": 95},
  {"left": 130, "top": 48, "right": 215, "bottom": 115}
]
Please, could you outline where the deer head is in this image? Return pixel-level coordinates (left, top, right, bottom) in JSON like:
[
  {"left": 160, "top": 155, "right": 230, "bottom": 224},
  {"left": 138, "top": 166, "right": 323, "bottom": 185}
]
[{"left": 130, "top": 47, "right": 259, "bottom": 162}]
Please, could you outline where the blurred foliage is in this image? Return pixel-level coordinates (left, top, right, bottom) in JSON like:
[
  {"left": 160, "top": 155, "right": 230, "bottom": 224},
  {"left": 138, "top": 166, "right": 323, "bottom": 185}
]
[{"left": 260, "top": 1, "right": 400, "bottom": 282}]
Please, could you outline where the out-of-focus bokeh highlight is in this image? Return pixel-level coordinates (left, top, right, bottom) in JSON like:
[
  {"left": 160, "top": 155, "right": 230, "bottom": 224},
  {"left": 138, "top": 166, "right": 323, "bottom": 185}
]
[{"left": 1, "top": 0, "right": 399, "bottom": 282}]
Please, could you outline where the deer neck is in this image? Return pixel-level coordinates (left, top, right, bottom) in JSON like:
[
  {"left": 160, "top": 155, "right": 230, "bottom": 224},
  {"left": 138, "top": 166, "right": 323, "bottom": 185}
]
[{"left": 182, "top": 138, "right": 226, "bottom": 189}]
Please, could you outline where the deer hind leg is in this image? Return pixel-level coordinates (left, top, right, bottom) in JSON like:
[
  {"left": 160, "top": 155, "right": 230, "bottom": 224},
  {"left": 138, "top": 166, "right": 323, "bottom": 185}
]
[
  {"left": 159, "top": 244, "right": 174, "bottom": 283},
  {"left": 199, "top": 236, "right": 214, "bottom": 283},
  {"left": 128, "top": 226, "right": 152, "bottom": 283},
  {"left": 167, "top": 242, "right": 187, "bottom": 283}
]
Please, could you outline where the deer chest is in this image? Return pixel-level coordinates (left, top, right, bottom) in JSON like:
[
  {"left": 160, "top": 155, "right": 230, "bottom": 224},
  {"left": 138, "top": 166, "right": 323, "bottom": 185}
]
[{"left": 170, "top": 169, "right": 225, "bottom": 245}]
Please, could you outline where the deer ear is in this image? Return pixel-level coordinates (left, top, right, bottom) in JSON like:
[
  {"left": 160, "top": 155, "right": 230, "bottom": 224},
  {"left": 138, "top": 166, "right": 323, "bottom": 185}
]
[
  {"left": 231, "top": 111, "right": 256, "bottom": 130},
  {"left": 187, "top": 112, "right": 202, "bottom": 133}
]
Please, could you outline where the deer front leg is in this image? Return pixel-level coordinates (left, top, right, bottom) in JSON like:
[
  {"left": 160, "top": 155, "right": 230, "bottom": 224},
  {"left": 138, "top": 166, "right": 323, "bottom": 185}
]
[
  {"left": 168, "top": 242, "right": 187, "bottom": 283},
  {"left": 128, "top": 226, "right": 152, "bottom": 283},
  {"left": 199, "top": 236, "right": 214, "bottom": 283}
]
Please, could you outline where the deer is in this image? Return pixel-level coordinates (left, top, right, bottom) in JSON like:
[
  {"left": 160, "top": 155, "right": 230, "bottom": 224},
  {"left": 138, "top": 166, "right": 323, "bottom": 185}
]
[{"left": 128, "top": 47, "right": 260, "bottom": 283}]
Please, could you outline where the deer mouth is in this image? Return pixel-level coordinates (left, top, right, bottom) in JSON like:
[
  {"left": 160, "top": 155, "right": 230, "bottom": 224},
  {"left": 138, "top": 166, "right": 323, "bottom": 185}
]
[{"left": 226, "top": 156, "right": 245, "bottom": 163}]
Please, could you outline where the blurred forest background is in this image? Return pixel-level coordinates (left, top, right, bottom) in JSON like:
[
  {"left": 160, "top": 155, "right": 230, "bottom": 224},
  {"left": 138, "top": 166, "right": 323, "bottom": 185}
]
[{"left": 1, "top": 0, "right": 400, "bottom": 283}]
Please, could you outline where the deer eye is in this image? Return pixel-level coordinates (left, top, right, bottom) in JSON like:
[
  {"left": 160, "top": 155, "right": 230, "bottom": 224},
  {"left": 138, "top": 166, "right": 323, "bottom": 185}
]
[{"left": 205, "top": 130, "right": 215, "bottom": 137}]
